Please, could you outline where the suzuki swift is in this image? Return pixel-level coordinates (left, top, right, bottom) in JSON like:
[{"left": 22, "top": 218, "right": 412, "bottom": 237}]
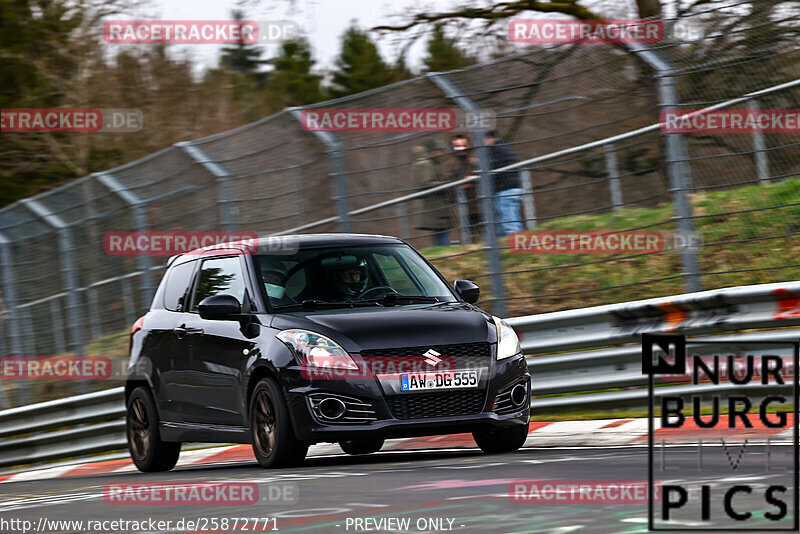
[{"left": 125, "top": 234, "right": 530, "bottom": 471}]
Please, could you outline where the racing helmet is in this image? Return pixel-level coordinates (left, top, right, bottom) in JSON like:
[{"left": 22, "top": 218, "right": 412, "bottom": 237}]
[{"left": 321, "top": 255, "right": 368, "bottom": 297}]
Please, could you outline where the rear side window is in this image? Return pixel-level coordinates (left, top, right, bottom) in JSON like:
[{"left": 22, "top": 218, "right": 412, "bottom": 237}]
[
  {"left": 163, "top": 261, "right": 197, "bottom": 312},
  {"left": 191, "top": 256, "right": 247, "bottom": 310}
]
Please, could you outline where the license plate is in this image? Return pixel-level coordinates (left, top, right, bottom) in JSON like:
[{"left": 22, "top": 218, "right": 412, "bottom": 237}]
[{"left": 400, "top": 370, "right": 479, "bottom": 391}]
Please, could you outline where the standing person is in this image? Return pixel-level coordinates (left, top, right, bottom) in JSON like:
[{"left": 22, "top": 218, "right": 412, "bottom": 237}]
[
  {"left": 485, "top": 130, "right": 524, "bottom": 236},
  {"left": 450, "top": 134, "right": 482, "bottom": 228},
  {"left": 411, "top": 139, "right": 452, "bottom": 246}
]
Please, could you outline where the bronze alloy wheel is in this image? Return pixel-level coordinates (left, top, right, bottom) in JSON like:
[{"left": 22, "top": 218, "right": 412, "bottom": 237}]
[
  {"left": 252, "top": 390, "right": 276, "bottom": 458},
  {"left": 128, "top": 397, "right": 150, "bottom": 461}
]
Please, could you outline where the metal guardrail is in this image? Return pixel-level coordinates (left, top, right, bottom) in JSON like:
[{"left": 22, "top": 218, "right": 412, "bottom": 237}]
[
  {"left": 1, "top": 281, "right": 799, "bottom": 468},
  {"left": 0, "top": 387, "right": 126, "bottom": 468},
  {"left": 509, "top": 280, "right": 800, "bottom": 353},
  {"left": 530, "top": 328, "right": 800, "bottom": 409},
  {"left": 513, "top": 280, "right": 800, "bottom": 412}
]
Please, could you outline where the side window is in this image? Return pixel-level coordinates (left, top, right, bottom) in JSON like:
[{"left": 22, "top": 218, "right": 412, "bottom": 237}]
[
  {"left": 284, "top": 264, "right": 306, "bottom": 299},
  {"left": 373, "top": 253, "right": 419, "bottom": 295},
  {"left": 191, "top": 256, "right": 246, "bottom": 311},
  {"left": 163, "top": 261, "right": 197, "bottom": 312}
]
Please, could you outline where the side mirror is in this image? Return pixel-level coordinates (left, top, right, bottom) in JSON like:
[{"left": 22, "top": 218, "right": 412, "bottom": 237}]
[
  {"left": 198, "top": 294, "right": 242, "bottom": 320},
  {"left": 454, "top": 279, "right": 480, "bottom": 304}
]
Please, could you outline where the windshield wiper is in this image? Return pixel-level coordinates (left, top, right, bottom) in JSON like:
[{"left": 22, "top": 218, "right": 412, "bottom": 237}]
[
  {"left": 351, "top": 294, "right": 441, "bottom": 306},
  {"left": 272, "top": 299, "right": 381, "bottom": 311}
]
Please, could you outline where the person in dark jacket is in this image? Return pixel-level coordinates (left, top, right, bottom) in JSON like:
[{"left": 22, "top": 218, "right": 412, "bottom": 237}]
[
  {"left": 412, "top": 139, "right": 452, "bottom": 246},
  {"left": 485, "top": 130, "right": 524, "bottom": 236}
]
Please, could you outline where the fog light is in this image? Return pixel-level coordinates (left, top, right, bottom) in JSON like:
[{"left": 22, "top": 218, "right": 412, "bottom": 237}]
[
  {"left": 510, "top": 383, "right": 528, "bottom": 407},
  {"left": 318, "top": 397, "right": 346, "bottom": 420}
]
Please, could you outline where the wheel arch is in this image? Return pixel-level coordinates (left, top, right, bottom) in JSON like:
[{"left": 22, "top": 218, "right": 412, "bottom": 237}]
[
  {"left": 125, "top": 379, "right": 152, "bottom": 404},
  {"left": 246, "top": 364, "right": 280, "bottom": 417}
]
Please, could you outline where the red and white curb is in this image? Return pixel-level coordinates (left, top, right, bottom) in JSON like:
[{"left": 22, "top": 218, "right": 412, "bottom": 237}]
[{"left": 1, "top": 416, "right": 792, "bottom": 484}]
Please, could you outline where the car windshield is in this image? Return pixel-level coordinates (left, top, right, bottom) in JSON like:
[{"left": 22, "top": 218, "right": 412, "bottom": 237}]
[{"left": 255, "top": 244, "right": 455, "bottom": 310}]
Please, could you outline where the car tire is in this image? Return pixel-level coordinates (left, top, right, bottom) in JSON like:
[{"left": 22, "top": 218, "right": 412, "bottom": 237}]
[
  {"left": 126, "top": 387, "right": 181, "bottom": 472},
  {"left": 339, "top": 439, "right": 384, "bottom": 455},
  {"left": 473, "top": 423, "right": 529, "bottom": 454},
  {"left": 250, "top": 378, "right": 308, "bottom": 468}
]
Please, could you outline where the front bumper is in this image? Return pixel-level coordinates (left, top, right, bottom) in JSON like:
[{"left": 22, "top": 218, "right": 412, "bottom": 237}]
[{"left": 281, "top": 352, "right": 530, "bottom": 444}]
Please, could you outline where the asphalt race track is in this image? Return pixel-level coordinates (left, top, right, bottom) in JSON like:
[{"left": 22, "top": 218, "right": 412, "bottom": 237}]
[{"left": 0, "top": 444, "right": 795, "bottom": 533}]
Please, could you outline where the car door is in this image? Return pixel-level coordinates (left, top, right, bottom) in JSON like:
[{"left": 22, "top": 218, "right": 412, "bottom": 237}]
[
  {"left": 180, "top": 254, "right": 256, "bottom": 426},
  {"left": 148, "top": 259, "right": 199, "bottom": 423}
]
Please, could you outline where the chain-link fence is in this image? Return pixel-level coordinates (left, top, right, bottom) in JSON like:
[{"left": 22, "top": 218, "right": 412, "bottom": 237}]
[{"left": 1, "top": 2, "right": 799, "bottom": 406}]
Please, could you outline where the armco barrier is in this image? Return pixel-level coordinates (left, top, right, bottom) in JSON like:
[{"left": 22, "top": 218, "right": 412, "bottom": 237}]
[
  {"left": 508, "top": 281, "right": 800, "bottom": 354},
  {"left": 1, "top": 281, "right": 799, "bottom": 468}
]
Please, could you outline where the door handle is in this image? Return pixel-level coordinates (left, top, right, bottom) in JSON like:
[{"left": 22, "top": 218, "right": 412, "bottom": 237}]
[{"left": 174, "top": 325, "right": 204, "bottom": 339}]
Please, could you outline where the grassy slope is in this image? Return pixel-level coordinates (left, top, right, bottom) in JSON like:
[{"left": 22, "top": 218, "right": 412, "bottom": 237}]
[{"left": 423, "top": 177, "right": 800, "bottom": 316}]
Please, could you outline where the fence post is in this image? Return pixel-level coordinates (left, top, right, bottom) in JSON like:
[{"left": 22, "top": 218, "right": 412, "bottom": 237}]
[
  {"left": 427, "top": 72, "right": 507, "bottom": 317},
  {"left": 0, "top": 234, "right": 22, "bottom": 361},
  {"left": 748, "top": 99, "right": 770, "bottom": 184},
  {"left": 519, "top": 170, "right": 537, "bottom": 229},
  {"left": 455, "top": 185, "right": 472, "bottom": 244},
  {"left": 0, "top": 233, "right": 20, "bottom": 406},
  {"left": 50, "top": 298, "right": 66, "bottom": 355},
  {"left": 120, "top": 277, "right": 135, "bottom": 327},
  {"left": 288, "top": 108, "right": 352, "bottom": 232},
  {"left": 176, "top": 141, "right": 237, "bottom": 231},
  {"left": 626, "top": 43, "right": 702, "bottom": 293},
  {"left": 19, "top": 306, "right": 35, "bottom": 403},
  {"left": 20, "top": 199, "right": 87, "bottom": 393},
  {"left": 21, "top": 307, "right": 36, "bottom": 356},
  {"left": 396, "top": 202, "right": 410, "bottom": 240},
  {"left": 604, "top": 144, "right": 624, "bottom": 210},
  {"left": 0, "top": 315, "right": 6, "bottom": 407},
  {"left": 86, "top": 285, "right": 101, "bottom": 341},
  {"left": 94, "top": 172, "right": 155, "bottom": 310}
]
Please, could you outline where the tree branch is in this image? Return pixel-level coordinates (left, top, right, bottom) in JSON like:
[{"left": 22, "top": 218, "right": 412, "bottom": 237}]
[{"left": 372, "top": 1, "right": 599, "bottom": 33}]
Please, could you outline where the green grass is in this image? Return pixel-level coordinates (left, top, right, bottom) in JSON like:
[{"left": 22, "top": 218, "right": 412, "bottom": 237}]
[{"left": 422, "top": 177, "right": 800, "bottom": 316}]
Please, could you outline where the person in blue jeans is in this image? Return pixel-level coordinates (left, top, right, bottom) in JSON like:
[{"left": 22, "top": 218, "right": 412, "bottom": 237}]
[{"left": 485, "top": 130, "right": 524, "bottom": 237}]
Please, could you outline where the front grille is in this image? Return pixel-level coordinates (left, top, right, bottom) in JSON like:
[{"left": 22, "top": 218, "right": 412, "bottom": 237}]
[
  {"left": 385, "top": 390, "right": 487, "bottom": 420},
  {"left": 361, "top": 342, "right": 491, "bottom": 369}
]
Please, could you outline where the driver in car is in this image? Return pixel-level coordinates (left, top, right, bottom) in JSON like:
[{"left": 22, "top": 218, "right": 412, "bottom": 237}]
[{"left": 321, "top": 256, "right": 369, "bottom": 301}]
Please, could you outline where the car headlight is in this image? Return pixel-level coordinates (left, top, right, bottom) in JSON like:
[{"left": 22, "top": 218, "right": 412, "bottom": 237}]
[
  {"left": 493, "top": 316, "right": 521, "bottom": 360},
  {"left": 276, "top": 329, "right": 358, "bottom": 370}
]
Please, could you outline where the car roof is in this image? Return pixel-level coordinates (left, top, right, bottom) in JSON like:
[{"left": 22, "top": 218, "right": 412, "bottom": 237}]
[{"left": 172, "top": 233, "right": 405, "bottom": 264}]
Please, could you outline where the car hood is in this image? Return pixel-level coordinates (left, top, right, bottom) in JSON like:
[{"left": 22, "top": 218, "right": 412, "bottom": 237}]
[{"left": 269, "top": 302, "right": 496, "bottom": 352}]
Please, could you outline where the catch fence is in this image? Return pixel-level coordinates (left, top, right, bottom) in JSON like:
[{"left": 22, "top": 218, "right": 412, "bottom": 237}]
[{"left": 1, "top": 3, "right": 799, "bottom": 405}]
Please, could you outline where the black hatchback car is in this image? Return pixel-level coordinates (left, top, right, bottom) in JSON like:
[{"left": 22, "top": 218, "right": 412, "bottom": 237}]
[{"left": 125, "top": 234, "right": 530, "bottom": 471}]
